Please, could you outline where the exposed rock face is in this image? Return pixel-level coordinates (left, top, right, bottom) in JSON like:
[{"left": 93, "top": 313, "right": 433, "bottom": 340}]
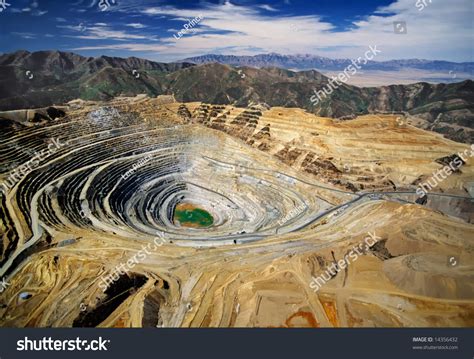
[
  {"left": 46, "top": 107, "right": 66, "bottom": 120},
  {"left": 0, "top": 107, "right": 67, "bottom": 125},
  {"left": 416, "top": 195, "right": 428, "bottom": 205},
  {"left": 155, "top": 95, "right": 176, "bottom": 104},
  {"left": 176, "top": 102, "right": 473, "bottom": 193},
  {"left": 0, "top": 98, "right": 472, "bottom": 328},
  {"left": 435, "top": 154, "right": 466, "bottom": 173}
]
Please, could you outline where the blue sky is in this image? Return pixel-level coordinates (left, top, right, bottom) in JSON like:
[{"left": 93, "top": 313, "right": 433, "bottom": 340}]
[{"left": 0, "top": 0, "right": 472, "bottom": 62}]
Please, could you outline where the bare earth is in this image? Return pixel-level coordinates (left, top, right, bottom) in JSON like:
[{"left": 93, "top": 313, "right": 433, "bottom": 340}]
[{"left": 0, "top": 96, "right": 473, "bottom": 327}]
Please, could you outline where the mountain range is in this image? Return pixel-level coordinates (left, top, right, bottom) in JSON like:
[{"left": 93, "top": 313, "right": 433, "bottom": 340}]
[
  {"left": 181, "top": 53, "right": 474, "bottom": 73},
  {"left": 0, "top": 50, "right": 473, "bottom": 143}
]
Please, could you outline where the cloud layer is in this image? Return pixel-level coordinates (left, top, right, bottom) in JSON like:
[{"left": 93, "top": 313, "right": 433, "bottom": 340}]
[{"left": 64, "top": 0, "right": 473, "bottom": 62}]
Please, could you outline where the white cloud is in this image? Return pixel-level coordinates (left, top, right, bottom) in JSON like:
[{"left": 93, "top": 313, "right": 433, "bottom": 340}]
[
  {"left": 71, "top": 0, "right": 473, "bottom": 62},
  {"left": 126, "top": 23, "right": 146, "bottom": 29},
  {"left": 32, "top": 10, "right": 48, "bottom": 16},
  {"left": 60, "top": 24, "right": 150, "bottom": 40},
  {"left": 12, "top": 32, "right": 36, "bottom": 39},
  {"left": 12, "top": 1, "right": 48, "bottom": 16},
  {"left": 258, "top": 5, "right": 278, "bottom": 12}
]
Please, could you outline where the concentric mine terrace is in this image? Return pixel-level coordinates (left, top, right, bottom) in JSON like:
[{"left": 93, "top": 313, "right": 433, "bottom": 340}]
[{"left": 0, "top": 96, "right": 473, "bottom": 327}]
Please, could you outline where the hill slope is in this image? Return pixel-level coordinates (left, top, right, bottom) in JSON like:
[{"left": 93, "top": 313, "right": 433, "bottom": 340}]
[{"left": 0, "top": 50, "right": 194, "bottom": 110}]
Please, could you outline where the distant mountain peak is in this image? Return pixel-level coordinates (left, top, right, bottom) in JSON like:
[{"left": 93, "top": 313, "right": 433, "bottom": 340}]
[{"left": 181, "top": 53, "right": 474, "bottom": 73}]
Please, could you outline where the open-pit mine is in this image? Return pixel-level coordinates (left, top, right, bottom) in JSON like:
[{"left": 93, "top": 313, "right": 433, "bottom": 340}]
[{"left": 0, "top": 96, "right": 473, "bottom": 327}]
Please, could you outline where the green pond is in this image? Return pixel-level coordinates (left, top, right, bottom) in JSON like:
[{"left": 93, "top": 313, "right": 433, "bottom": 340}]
[{"left": 174, "top": 206, "right": 214, "bottom": 228}]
